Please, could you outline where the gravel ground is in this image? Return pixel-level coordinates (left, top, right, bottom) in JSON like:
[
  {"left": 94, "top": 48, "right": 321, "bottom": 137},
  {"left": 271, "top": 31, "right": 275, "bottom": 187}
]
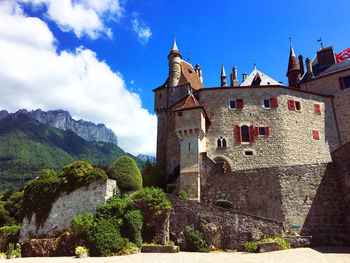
[{"left": 7, "top": 247, "right": 350, "bottom": 263}]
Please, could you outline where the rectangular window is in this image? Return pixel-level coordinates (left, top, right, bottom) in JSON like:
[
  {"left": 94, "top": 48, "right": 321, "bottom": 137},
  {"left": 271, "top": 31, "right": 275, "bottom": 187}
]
[
  {"left": 229, "top": 100, "right": 236, "bottom": 109},
  {"left": 314, "top": 104, "right": 321, "bottom": 114},
  {"left": 343, "top": 76, "right": 350, "bottom": 89},
  {"left": 245, "top": 150, "right": 253, "bottom": 156},
  {"left": 313, "top": 130, "right": 320, "bottom": 140},
  {"left": 259, "top": 127, "right": 266, "bottom": 135},
  {"left": 263, "top": 99, "right": 270, "bottom": 108},
  {"left": 295, "top": 101, "right": 301, "bottom": 111}
]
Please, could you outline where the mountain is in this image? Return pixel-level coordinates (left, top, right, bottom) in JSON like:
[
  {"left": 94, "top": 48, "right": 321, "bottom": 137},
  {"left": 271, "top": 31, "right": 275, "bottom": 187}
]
[
  {"left": 137, "top": 154, "right": 156, "bottom": 164},
  {"left": 0, "top": 109, "right": 118, "bottom": 145},
  {"left": 0, "top": 114, "right": 142, "bottom": 194}
]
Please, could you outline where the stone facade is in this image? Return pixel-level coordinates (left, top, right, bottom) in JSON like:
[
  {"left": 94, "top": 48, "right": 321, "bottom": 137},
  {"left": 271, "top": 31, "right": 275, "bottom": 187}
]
[
  {"left": 300, "top": 70, "right": 350, "bottom": 146},
  {"left": 19, "top": 179, "right": 116, "bottom": 243}
]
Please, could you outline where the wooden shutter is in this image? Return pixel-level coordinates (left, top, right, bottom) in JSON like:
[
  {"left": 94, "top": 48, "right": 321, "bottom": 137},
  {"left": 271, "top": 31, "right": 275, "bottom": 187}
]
[
  {"left": 270, "top": 98, "right": 278, "bottom": 108},
  {"left": 288, "top": 99, "right": 296, "bottom": 110},
  {"left": 255, "top": 127, "right": 259, "bottom": 136},
  {"left": 235, "top": 125, "right": 241, "bottom": 143},
  {"left": 339, "top": 77, "right": 345, "bottom": 90},
  {"left": 249, "top": 125, "right": 255, "bottom": 142},
  {"left": 236, "top": 99, "right": 244, "bottom": 109},
  {"left": 314, "top": 104, "right": 321, "bottom": 114},
  {"left": 266, "top": 126, "right": 270, "bottom": 136},
  {"left": 312, "top": 130, "right": 320, "bottom": 140}
]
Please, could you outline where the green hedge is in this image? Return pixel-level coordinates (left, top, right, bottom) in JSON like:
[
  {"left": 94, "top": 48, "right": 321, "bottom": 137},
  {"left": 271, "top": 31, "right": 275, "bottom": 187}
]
[
  {"left": 185, "top": 226, "right": 204, "bottom": 252},
  {"left": 107, "top": 156, "right": 142, "bottom": 191},
  {"left": 244, "top": 237, "right": 291, "bottom": 253},
  {"left": 0, "top": 225, "right": 20, "bottom": 252}
]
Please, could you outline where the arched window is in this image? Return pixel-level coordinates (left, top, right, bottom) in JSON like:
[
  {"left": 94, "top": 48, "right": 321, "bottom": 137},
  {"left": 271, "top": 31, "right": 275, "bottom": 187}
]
[
  {"left": 216, "top": 136, "right": 227, "bottom": 148},
  {"left": 217, "top": 139, "right": 221, "bottom": 147},
  {"left": 222, "top": 138, "right": 227, "bottom": 147},
  {"left": 241, "top": 125, "right": 250, "bottom": 142}
]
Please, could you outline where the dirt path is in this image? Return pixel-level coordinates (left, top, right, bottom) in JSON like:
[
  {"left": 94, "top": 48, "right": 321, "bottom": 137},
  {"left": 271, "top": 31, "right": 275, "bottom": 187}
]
[{"left": 7, "top": 247, "right": 350, "bottom": 263}]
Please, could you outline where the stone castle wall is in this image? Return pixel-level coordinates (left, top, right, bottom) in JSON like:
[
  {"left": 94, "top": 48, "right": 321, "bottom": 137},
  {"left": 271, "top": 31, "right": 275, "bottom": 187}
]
[
  {"left": 19, "top": 179, "right": 116, "bottom": 243},
  {"left": 167, "top": 194, "right": 285, "bottom": 250},
  {"left": 300, "top": 70, "right": 350, "bottom": 146},
  {"left": 198, "top": 87, "right": 339, "bottom": 171},
  {"left": 199, "top": 153, "right": 348, "bottom": 246}
]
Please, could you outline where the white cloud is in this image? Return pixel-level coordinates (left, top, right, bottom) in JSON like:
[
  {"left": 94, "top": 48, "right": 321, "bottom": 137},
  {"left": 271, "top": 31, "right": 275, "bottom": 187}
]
[
  {"left": 0, "top": 1, "right": 157, "bottom": 155},
  {"left": 18, "top": 0, "right": 124, "bottom": 39},
  {"left": 132, "top": 13, "right": 152, "bottom": 44}
]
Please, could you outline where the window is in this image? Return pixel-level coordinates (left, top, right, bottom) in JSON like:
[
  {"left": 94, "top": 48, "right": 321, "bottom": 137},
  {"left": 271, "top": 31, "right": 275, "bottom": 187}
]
[
  {"left": 217, "top": 136, "right": 227, "bottom": 148},
  {"left": 177, "top": 112, "right": 183, "bottom": 116},
  {"left": 245, "top": 150, "right": 253, "bottom": 156},
  {"left": 288, "top": 99, "right": 301, "bottom": 111},
  {"left": 229, "top": 99, "right": 244, "bottom": 109},
  {"left": 259, "top": 127, "right": 266, "bottom": 135},
  {"left": 263, "top": 99, "right": 270, "bottom": 108},
  {"left": 235, "top": 125, "right": 256, "bottom": 143},
  {"left": 312, "top": 130, "right": 320, "bottom": 140},
  {"left": 186, "top": 114, "right": 190, "bottom": 119},
  {"left": 189, "top": 142, "right": 191, "bottom": 151},
  {"left": 254, "top": 126, "right": 270, "bottom": 136},
  {"left": 339, "top": 76, "right": 350, "bottom": 90},
  {"left": 241, "top": 125, "right": 250, "bottom": 142},
  {"left": 159, "top": 93, "right": 162, "bottom": 98},
  {"left": 314, "top": 104, "right": 321, "bottom": 114}
]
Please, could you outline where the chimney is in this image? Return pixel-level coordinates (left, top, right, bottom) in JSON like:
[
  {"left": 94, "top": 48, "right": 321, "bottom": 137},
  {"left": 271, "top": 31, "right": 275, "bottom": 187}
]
[
  {"left": 195, "top": 64, "right": 203, "bottom": 83},
  {"left": 306, "top": 57, "right": 314, "bottom": 79},
  {"left": 298, "top": 55, "right": 305, "bottom": 76},
  {"left": 242, "top": 73, "right": 248, "bottom": 82},
  {"left": 316, "top": 46, "right": 336, "bottom": 68},
  {"left": 230, "top": 66, "right": 239, "bottom": 87}
]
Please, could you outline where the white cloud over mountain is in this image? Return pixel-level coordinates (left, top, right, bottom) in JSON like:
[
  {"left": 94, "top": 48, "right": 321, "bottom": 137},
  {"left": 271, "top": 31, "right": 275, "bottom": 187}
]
[{"left": 0, "top": 1, "right": 157, "bottom": 155}]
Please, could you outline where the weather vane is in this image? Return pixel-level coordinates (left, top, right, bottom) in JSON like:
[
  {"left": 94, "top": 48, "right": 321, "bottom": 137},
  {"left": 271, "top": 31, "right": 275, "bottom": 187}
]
[{"left": 317, "top": 38, "right": 324, "bottom": 49}]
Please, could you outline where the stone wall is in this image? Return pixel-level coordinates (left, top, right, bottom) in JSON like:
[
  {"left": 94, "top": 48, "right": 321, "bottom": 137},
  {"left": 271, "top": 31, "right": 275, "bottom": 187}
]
[
  {"left": 198, "top": 86, "right": 339, "bottom": 171},
  {"left": 200, "top": 153, "right": 347, "bottom": 245},
  {"left": 300, "top": 69, "right": 350, "bottom": 146},
  {"left": 19, "top": 179, "right": 116, "bottom": 243},
  {"left": 167, "top": 194, "right": 285, "bottom": 250}
]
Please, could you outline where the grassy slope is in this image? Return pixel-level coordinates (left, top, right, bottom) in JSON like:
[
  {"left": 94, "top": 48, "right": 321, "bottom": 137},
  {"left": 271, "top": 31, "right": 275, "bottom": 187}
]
[{"left": 0, "top": 115, "right": 143, "bottom": 194}]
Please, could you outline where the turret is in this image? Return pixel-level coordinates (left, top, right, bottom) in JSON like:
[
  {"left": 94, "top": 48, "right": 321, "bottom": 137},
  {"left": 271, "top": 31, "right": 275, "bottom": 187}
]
[
  {"left": 286, "top": 39, "right": 301, "bottom": 88},
  {"left": 306, "top": 57, "right": 314, "bottom": 79},
  {"left": 220, "top": 64, "right": 227, "bottom": 87},
  {"left": 195, "top": 64, "right": 203, "bottom": 83},
  {"left": 230, "top": 66, "right": 239, "bottom": 87},
  {"left": 168, "top": 38, "right": 182, "bottom": 87}
]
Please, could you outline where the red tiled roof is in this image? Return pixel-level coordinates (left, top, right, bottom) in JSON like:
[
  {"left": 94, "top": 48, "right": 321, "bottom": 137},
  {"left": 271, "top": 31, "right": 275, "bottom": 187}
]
[
  {"left": 173, "top": 94, "right": 201, "bottom": 111},
  {"left": 178, "top": 61, "right": 204, "bottom": 90}
]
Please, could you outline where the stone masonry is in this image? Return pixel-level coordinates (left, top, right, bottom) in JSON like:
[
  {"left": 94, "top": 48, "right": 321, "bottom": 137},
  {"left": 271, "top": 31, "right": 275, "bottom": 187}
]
[{"left": 19, "top": 179, "right": 116, "bottom": 243}]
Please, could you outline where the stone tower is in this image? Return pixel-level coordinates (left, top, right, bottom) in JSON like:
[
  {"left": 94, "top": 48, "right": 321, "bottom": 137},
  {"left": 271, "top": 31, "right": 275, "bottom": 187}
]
[{"left": 286, "top": 39, "right": 301, "bottom": 88}]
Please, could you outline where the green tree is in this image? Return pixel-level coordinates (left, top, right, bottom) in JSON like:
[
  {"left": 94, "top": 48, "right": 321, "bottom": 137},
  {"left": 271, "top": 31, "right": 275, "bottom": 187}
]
[
  {"left": 142, "top": 161, "right": 167, "bottom": 190},
  {"left": 107, "top": 156, "right": 142, "bottom": 191}
]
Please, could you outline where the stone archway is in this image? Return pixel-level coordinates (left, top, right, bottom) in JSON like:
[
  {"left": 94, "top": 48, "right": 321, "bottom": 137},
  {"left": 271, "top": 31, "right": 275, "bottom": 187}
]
[{"left": 213, "top": 156, "right": 232, "bottom": 172}]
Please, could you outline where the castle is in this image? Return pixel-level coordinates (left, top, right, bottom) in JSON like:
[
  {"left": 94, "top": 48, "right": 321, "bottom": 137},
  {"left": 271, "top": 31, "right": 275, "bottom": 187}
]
[{"left": 154, "top": 39, "right": 350, "bottom": 244}]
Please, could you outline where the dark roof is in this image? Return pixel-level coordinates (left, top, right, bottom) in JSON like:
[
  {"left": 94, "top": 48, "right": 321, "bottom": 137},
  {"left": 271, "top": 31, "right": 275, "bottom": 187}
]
[
  {"left": 287, "top": 46, "right": 301, "bottom": 75},
  {"left": 300, "top": 57, "right": 350, "bottom": 83},
  {"left": 173, "top": 94, "right": 201, "bottom": 111}
]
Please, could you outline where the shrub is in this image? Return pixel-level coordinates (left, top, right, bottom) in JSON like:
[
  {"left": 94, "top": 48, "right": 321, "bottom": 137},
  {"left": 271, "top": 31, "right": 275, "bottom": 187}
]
[
  {"left": 70, "top": 212, "right": 94, "bottom": 241},
  {"left": 0, "top": 204, "right": 11, "bottom": 227},
  {"left": 122, "top": 210, "right": 143, "bottom": 247},
  {"left": 131, "top": 187, "right": 171, "bottom": 219},
  {"left": 96, "top": 197, "right": 133, "bottom": 221},
  {"left": 60, "top": 161, "right": 93, "bottom": 191},
  {"left": 88, "top": 217, "right": 122, "bottom": 256},
  {"left": 198, "top": 247, "right": 211, "bottom": 253},
  {"left": 11, "top": 248, "right": 21, "bottom": 256},
  {"left": 185, "top": 226, "right": 204, "bottom": 252},
  {"left": 107, "top": 156, "right": 142, "bottom": 191},
  {"left": 83, "top": 168, "right": 108, "bottom": 185},
  {"left": 75, "top": 246, "right": 88, "bottom": 255},
  {"left": 244, "top": 237, "right": 291, "bottom": 253},
  {"left": 215, "top": 199, "right": 233, "bottom": 209},
  {"left": 142, "top": 161, "right": 167, "bottom": 190},
  {"left": 4, "top": 191, "right": 24, "bottom": 223},
  {"left": 178, "top": 190, "right": 187, "bottom": 199},
  {"left": 0, "top": 225, "right": 20, "bottom": 252}
]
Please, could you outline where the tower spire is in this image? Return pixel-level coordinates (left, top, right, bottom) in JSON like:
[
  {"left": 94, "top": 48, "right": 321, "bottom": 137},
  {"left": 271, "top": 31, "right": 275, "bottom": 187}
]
[
  {"left": 221, "top": 64, "right": 227, "bottom": 87},
  {"left": 170, "top": 36, "right": 180, "bottom": 54},
  {"left": 286, "top": 37, "right": 301, "bottom": 88}
]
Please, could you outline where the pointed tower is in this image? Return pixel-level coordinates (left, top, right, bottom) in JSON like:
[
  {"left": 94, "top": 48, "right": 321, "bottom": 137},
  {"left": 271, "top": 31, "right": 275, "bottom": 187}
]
[
  {"left": 221, "top": 64, "right": 227, "bottom": 87},
  {"left": 286, "top": 38, "right": 301, "bottom": 88},
  {"left": 168, "top": 38, "right": 182, "bottom": 87}
]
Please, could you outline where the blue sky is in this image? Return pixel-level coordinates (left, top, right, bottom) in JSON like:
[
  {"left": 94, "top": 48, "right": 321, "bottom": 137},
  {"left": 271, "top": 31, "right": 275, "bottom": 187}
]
[{"left": 0, "top": 0, "right": 349, "bottom": 155}]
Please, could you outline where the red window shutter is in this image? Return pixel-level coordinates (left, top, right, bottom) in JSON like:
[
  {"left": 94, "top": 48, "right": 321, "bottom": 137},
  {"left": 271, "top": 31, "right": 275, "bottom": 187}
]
[
  {"left": 255, "top": 127, "right": 259, "bottom": 136},
  {"left": 314, "top": 104, "right": 321, "bottom": 114},
  {"left": 266, "top": 126, "right": 270, "bottom": 136},
  {"left": 339, "top": 77, "right": 345, "bottom": 90},
  {"left": 236, "top": 99, "right": 244, "bottom": 109},
  {"left": 235, "top": 125, "right": 242, "bottom": 143},
  {"left": 270, "top": 98, "right": 278, "bottom": 108},
  {"left": 312, "top": 130, "right": 320, "bottom": 140},
  {"left": 288, "top": 99, "right": 296, "bottom": 110},
  {"left": 249, "top": 125, "right": 255, "bottom": 142}
]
